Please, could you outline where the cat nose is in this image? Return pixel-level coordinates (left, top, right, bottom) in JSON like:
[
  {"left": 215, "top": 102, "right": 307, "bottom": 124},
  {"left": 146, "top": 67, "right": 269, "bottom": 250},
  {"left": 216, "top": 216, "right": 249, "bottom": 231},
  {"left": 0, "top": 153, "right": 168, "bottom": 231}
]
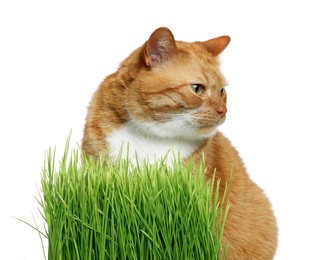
[{"left": 216, "top": 106, "right": 227, "bottom": 118}]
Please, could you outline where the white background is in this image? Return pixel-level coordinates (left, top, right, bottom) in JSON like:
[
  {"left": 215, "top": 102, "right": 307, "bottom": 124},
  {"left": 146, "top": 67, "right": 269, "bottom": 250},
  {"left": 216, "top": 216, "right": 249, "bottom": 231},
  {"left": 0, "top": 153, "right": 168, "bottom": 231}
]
[{"left": 1, "top": 1, "right": 316, "bottom": 259}]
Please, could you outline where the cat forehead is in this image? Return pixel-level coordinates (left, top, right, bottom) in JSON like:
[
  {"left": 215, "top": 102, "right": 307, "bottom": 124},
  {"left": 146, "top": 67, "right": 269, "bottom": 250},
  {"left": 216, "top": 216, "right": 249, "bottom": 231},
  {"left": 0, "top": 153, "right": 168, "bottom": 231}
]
[{"left": 162, "top": 41, "right": 226, "bottom": 86}]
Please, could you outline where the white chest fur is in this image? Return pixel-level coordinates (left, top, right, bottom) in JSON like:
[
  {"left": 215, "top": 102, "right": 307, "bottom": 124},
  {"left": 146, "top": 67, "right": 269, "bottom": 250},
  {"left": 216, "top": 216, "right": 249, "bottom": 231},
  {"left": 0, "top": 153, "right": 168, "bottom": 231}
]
[{"left": 106, "top": 124, "right": 202, "bottom": 166}]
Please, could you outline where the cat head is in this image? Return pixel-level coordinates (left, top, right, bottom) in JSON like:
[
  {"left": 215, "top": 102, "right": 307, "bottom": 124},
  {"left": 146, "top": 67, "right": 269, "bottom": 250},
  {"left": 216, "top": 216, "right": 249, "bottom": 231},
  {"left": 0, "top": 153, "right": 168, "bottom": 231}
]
[{"left": 125, "top": 27, "right": 230, "bottom": 141}]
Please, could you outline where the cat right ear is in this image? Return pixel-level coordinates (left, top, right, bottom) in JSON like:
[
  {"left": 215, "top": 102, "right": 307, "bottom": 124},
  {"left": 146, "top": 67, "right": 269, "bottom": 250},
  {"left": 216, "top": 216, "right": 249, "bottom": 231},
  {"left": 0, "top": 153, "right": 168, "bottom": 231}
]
[
  {"left": 143, "top": 27, "right": 177, "bottom": 67},
  {"left": 201, "top": 36, "right": 231, "bottom": 56}
]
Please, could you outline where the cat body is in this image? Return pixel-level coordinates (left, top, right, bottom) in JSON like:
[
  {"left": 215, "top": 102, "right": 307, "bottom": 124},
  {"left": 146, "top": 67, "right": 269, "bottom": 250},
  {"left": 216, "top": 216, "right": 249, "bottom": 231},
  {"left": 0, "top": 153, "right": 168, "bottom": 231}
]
[{"left": 82, "top": 27, "right": 278, "bottom": 259}]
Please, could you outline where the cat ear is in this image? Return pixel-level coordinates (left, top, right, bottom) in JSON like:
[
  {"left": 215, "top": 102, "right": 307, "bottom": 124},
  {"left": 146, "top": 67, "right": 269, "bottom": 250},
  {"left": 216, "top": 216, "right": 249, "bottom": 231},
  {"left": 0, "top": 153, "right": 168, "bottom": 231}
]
[
  {"left": 201, "top": 36, "right": 231, "bottom": 56},
  {"left": 144, "top": 27, "right": 177, "bottom": 67}
]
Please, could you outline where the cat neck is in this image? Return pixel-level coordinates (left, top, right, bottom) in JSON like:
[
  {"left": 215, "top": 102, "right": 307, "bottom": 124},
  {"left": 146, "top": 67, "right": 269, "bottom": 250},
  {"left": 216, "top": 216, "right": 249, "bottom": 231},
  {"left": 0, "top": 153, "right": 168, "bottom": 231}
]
[{"left": 106, "top": 121, "right": 216, "bottom": 166}]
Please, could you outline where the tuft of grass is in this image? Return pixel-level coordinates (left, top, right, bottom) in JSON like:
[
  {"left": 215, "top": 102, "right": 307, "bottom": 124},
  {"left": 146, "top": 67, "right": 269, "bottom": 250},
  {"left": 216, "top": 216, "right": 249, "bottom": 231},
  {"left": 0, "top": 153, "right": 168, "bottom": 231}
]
[{"left": 37, "top": 140, "right": 230, "bottom": 260}]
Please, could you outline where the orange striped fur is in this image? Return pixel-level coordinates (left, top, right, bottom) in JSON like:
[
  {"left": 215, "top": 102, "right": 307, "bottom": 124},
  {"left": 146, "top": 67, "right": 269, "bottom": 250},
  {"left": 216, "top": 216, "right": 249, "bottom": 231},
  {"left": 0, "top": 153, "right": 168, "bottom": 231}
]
[{"left": 82, "top": 27, "right": 277, "bottom": 259}]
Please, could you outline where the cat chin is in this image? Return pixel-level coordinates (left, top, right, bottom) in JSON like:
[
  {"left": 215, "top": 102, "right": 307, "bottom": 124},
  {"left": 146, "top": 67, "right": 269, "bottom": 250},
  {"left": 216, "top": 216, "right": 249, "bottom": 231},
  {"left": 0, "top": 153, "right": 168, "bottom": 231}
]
[
  {"left": 194, "top": 117, "right": 225, "bottom": 138},
  {"left": 195, "top": 127, "right": 218, "bottom": 139}
]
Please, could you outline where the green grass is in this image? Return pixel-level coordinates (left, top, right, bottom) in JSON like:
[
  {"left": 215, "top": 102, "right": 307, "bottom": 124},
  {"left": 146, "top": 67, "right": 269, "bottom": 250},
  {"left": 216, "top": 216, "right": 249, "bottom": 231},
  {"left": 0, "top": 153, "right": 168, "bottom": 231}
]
[{"left": 36, "top": 140, "right": 230, "bottom": 260}]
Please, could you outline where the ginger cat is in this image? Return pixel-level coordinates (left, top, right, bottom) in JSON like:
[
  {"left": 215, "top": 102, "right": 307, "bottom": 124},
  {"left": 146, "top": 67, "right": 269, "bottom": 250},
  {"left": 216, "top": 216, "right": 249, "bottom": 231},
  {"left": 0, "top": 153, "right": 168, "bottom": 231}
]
[{"left": 82, "top": 27, "right": 278, "bottom": 259}]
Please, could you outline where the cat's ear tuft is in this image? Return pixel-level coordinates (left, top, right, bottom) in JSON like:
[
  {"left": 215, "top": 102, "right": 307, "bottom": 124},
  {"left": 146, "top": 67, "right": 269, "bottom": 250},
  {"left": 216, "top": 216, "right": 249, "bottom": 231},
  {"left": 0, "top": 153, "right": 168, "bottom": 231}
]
[
  {"left": 144, "top": 27, "right": 177, "bottom": 67},
  {"left": 202, "top": 36, "right": 231, "bottom": 56}
]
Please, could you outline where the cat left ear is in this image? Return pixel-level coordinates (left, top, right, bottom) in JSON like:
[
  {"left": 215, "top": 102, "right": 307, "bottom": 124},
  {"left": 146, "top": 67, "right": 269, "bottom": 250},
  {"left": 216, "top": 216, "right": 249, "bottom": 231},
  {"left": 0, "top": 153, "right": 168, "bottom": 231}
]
[
  {"left": 201, "top": 36, "right": 231, "bottom": 56},
  {"left": 144, "top": 27, "right": 177, "bottom": 67}
]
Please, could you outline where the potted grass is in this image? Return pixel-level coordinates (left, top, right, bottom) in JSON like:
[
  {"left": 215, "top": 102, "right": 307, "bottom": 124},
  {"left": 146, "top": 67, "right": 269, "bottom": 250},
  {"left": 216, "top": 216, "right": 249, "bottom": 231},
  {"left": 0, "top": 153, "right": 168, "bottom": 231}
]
[{"left": 36, "top": 140, "right": 230, "bottom": 259}]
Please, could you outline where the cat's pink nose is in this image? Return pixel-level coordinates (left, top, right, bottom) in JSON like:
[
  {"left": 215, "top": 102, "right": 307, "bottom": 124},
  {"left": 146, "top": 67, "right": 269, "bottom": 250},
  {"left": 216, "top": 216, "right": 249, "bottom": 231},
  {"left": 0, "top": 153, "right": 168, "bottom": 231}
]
[{"left": 217, "top": 106, "right": 227, "bottom": 118}]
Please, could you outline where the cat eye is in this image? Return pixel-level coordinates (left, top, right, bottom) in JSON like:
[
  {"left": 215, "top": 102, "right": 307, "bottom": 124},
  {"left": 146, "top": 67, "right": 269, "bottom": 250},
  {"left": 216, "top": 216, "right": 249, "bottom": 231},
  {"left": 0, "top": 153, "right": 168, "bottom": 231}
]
[
  {"left": 189, "top": 84, "right": 205, "bottom": 95},
  {"left": 220, "top": 87, "right": 226, "bottom": 96}
]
